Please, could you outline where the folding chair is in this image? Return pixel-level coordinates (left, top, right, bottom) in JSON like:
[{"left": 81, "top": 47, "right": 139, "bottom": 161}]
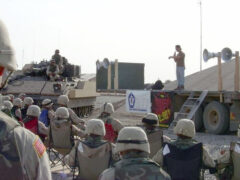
[
  {"left": 147, "top": 129, "right": 163, "bottom": 158},
  {"left": 72, "top": 141, "right": 112, "bottom": 180},
  {"left": 47, "top": 120, "right": 74, "bottom": 169},
  {"left": 163, "top": 142, "right": 203, "bottom": 180}
]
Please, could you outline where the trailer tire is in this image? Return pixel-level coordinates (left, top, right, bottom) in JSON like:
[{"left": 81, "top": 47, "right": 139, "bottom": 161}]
[
  {"left": 193, "top": 106, "right": 203, "bottom": 131},
  {"left": 203, "top": 101, "right": 229, "bottom": 134}
]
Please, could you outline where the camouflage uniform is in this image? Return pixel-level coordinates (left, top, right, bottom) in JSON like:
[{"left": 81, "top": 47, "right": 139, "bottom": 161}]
[
  {"left": 68, "top": 107, "right": 85, "bottom": 125},
  {"left": 46, "top": 61, "right": 59, "bottom": 81},
  {"left": 99, "top": 103, "right": 123, "bottom": 142},
  {"left": 142, "top": 113, "right": 163, "bottom": 158},
  {"left": 52, "top": 50, "right": 63, "bottom": 67},
  {"left": 0, "top": 111, "right": 51, "bottom": 180},
  {"left": 52, "top": 50, "right": 63, "bottom": 73},
  {"left": 2, "top": 100, "right": 14, "bottom": 118},
  {"left": 21, "top": 97, "right": 34, "bottom": 120},
  {"left": 11, "top": 98, "right": 23, "bottom": 122},
  {"left": 2, "top": 108, "right": 13, "bottom": 117},
  {"left": 0, "top": 19, "right": 51, "bottom": 179},
  {"left": 100, "top": 114, "right": 123, "bottom": 142},
  {"left": 216, "top": 126, "right": 240, "bottom": 180},
  {"left": 57, "top": 95, "right": 85, "bottom": 129},
  {"left": 99, "top": 127, "right": 171, "bottom": 180}
]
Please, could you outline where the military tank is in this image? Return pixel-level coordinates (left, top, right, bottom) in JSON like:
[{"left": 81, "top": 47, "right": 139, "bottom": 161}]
[{"left": 0, "top": 60, "right": 97, "bottom": 117}]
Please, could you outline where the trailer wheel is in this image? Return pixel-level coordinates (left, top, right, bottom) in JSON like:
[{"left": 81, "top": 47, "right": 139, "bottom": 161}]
[
  {"left": 193, "top": 106, "right": 203, "bottom": 131},
  {"left": 203, "top": 101, "right": 229, "bottom": 134}
]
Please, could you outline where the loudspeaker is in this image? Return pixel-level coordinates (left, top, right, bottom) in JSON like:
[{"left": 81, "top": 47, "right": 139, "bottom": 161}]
[
  {"left": 96, "top": 58, "right": 110, "bottom": 70},
  {"left": 203, "top": 49, "right": 218, "bottom": 62},
  {"left": 221, "top": 47, "right": 233, "bottom": 62},
  {"left": 103, "top": 58, "right": 110, "bottom": 69}
]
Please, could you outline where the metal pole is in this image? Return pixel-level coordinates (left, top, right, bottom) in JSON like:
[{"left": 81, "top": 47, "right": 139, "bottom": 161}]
[
  {"left": 200, "top": 0, "right": 203, "bottom": 71},
  {"left": 218, "top": 53, "right": 222, "bottom": 91},
  {"left": 235, "top": 51, "right": 239, "bottom": 91}
]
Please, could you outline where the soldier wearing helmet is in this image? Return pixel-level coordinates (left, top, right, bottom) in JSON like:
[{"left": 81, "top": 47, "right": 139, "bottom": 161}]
[
  {"left": 153, "top": 119, "right": 215, "bottom": 179},
  {"left": 99, "top": 127, "right": 171, "bottom": 180},
  {"left": 52, "top": 49, "right": 63, "bottom": 67},
  {"left": 52, "top": 49, "right": 63, "bottom": 73},
  {"left": 0, "top": 19, "right": 51, "bottom": 180},
  {"left": 23, "top": 105, "right": 41, "bottom": 135},
  {"left": 8, "top": 94, "right": 14, "bottom": 103},
  {"left": 46, "top": 59, "right": 59, "bottom": 81},
  {"left": 49, "top": 107, "right": 76, "bottom": 150},
  {"left": 2, "top": 100, "right": 14, "bottom": 117},
  {"left": 142, "top": 113, "right": 167, "bottom": 158},
  {"left": 21, "top": 96, "right": 34, "bottom": 119},
  {"left": 98, "top": 102, "right": 123, "bottom": 142},
  {"left": 65, "top": 119, "right": 114, "bottom": 180},
  {"left": 11, "top": 98, "right": 23, "bottom": 122},
  {"left": 57, "top": 95, "right": 85, "bottom": 126},
  {"left": 18, "top": 93, "right": 26, "bottom": 101},
  {"left": 39, "top": 99, "right": 55, "bottom": 127}
]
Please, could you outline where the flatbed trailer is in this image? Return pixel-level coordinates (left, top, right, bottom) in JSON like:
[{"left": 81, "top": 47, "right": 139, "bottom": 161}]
[{"left": 130, "top": 90, "right": 240, "bottom": 134}]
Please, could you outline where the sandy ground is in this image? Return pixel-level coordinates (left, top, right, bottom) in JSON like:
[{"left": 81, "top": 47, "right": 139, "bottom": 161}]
[{"left": 51, "top": 94, "right": 238, "bottom": 180}]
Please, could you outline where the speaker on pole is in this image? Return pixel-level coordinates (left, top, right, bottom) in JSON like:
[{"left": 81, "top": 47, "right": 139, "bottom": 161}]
[
  {"left": 221, "top": 47, "right": 233, "bottom": 62},
  {"left": 96, "top": 58, "right": 110, "bottom": 70},
  {"left": 203, "top": 49, "right": 218, "bottom": 62}
]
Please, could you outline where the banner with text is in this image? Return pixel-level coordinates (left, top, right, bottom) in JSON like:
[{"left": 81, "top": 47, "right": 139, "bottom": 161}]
[{"left": 126, "top": 90, "right": 151, "bottom": 113}]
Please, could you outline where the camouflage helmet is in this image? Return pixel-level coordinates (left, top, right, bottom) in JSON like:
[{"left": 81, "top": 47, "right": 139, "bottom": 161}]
[
  {"left": 115, "top": 127, "right": 150, "bottom": 154},
  {"left": 2, "top": 95, "right": 10, "bottom": 101},
  {"left": 3, "top": 100, "right": 13, "bottom": 110},
  {"left": 27, "top": 105, "right": 41, "bottom": 117},
  {"left": 24, "top": 97, "right": 34, "bottom": 106},
  {"left": 142, "top": 113, "right": 159, "bottom": 126},
  {"left": 0, "top": 20, "right": 17, "bottom": 71},
  {"left": 57, "top": 95, "right": 69, "bottom": 106},
  {"left": 100, "top": 102, "right": 114, "bottom": 114},
  {"left": 13, "top": 98, "right": 22, "bottom": 107},
  {"left": 42, "top": 99, "right": 53, "bottom": 108},
  {"left": 85, "top": 119, "right": 106, "bottom": 136},
  {"left": 174, "top": 119, "right": 196, "bottom": 138},
  {"left": 56, "top": 107, "right": 69, "bottom": 119},
  {"left": 18, "top": 93, "right": 26, "bottom": 100}
]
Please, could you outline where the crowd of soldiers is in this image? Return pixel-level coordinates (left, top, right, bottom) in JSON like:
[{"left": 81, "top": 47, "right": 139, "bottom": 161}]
[
  {"left": 1, "top": 19, "right": 240, "bottom": 180},
  {"left": 1, "top": 92, "right": 240, "bottom": 180}
]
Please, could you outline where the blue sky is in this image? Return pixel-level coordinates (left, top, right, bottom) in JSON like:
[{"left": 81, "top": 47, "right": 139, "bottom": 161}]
[{"left": 1, "top": 0, "right": 240, "bottom": 83}]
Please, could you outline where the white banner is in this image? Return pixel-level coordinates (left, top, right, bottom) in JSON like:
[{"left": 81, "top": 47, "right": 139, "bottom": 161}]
[{"left": 126, "top": 90, "right": 151, "bottom": 113}]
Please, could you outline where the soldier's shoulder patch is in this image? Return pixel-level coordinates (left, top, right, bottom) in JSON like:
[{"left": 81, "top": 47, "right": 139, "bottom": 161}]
[{"left": 33, "top": 136, "right": 46, "bottom": 158}]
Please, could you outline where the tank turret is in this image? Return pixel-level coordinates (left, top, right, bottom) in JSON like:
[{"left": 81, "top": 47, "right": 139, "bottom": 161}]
[{"left": 1, "top": 60, "right": 97, "bottom": 117}]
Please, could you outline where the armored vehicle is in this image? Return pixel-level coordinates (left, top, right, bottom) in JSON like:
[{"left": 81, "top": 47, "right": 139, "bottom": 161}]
[{"left": 1, "top": 60, "right": 97, "bottom": 117}]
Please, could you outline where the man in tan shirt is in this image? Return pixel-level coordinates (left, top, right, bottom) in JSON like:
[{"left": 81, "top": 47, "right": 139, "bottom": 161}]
[{"left": 169, "top": 45, "right": 185, "bottom": 90}]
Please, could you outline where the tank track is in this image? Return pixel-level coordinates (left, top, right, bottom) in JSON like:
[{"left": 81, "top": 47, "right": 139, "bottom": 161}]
[{"left": 72, "top": 105, "right": 94, "bottom": 117}]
